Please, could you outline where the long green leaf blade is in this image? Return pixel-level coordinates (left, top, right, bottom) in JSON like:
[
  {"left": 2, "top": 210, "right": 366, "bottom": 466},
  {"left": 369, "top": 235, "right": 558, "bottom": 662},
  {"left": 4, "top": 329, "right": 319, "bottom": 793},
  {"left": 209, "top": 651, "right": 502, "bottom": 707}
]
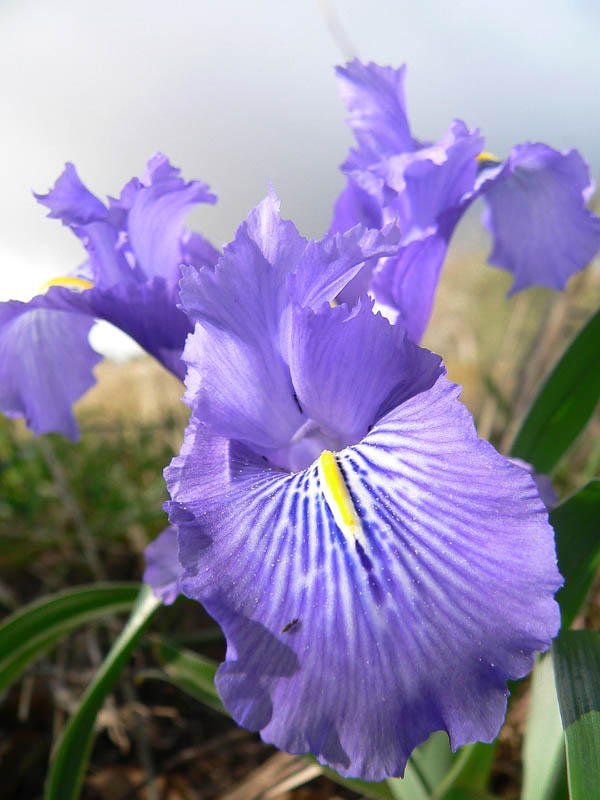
[
  {"left": 522, "top": 654, "right": 566, "bottom": 800},
  {"left": 320, "top": 766, "right": 395, "bottom": 800},
  {"left": 387, "top": 732, "right": 454, "bottom": 800},
  {"left": 510, "top": 308, "right": 600, "bottom": 473},
  {"left": 0, "top": 583, "right": 140, "bottom": 694},
  {"left": 550, "top": 480, "right": 600, "bottom": 628},
  {"left": 553, "top": 630, "right": 600, "bottom": 800},
  {"left": 45, "top": 584, "right": 161, "bottom": 800}
]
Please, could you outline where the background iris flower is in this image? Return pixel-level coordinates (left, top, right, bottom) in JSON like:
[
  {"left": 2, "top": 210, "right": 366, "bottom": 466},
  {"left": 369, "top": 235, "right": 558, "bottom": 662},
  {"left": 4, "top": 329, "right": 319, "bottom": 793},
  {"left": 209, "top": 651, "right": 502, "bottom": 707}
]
[
  {"left": 146, "top": 191, "right": 563, "bottom": 780},
  {"left": 0, "top": 154, "right": 218, "bottom": 438},
  {"left": 331, "top": 60, "right": 600, "bottom": 342}
]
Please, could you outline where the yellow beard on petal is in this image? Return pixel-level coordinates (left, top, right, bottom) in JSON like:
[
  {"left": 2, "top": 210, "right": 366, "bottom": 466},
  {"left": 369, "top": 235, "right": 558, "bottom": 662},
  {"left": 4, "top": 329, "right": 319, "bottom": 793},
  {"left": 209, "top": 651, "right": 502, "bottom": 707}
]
[
  {"left": 38, "top": 276, "right": 94, "bottom": 294},
  {"left": 317, "top": 450, "right": 367, "bottom": 547},
  {"left": 476, "top": 151, "right": 502, "bottom": 164}
]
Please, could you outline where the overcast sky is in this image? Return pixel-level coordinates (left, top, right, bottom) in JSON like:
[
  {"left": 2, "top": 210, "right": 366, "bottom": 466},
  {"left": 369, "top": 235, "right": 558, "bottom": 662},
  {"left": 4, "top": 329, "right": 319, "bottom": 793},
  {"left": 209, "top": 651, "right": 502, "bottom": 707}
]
[{"left": 2, "top": 0, "right": 599, "bottom": 312}]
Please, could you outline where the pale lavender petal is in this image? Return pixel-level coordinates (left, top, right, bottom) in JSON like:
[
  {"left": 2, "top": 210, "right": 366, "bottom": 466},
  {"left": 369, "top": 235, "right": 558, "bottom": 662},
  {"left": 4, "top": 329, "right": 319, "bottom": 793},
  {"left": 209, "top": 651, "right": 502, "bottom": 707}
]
[
  {"left": 34, "top": 162, "right": 106, "bottom": 223},
  {"left": 336, "top": 60, "right": 416, "bottom": 164},
  {"left": 144, "top": 526, "right": 182, "bottom": 605},
  {"left": 288, "top": 299, "right": 442, "bottom": 445},
  {"left": 371, "top": 232, "right": 449, "bottom": 342},
  {"left": 289, "top": 221, "right": 401, "bottom": 312},
  {"left": 179, "top": 191, "right": 307, "bottom": 449},
  {"left": 385, "top": 120, "right": 482, "bottom": 235},
  {"left": 35, "top": 164, "right": 132, "bottom": 286},
  {"left": 0, "top": 288, "right": 100, "bottom": 439},
  {"left": 126, "top": 154, "right": 217, "bottom": 284},
  {"left": 329, "top": 179, "right": 383, "bottom": 235},
  {"left": 181, "top": 231, "right": 222, "bottom": 270},
  {"left": 480, "top": 143, "right": 600, "bottom": 292},
  {"left": 331, "top": 120, "right": 482, "bottom": 334}
]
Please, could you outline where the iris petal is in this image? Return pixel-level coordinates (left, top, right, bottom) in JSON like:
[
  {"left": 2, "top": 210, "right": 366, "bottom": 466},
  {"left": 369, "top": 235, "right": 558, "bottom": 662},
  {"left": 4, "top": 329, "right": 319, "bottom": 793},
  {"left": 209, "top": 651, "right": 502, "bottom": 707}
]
[
  {"left": 179, "top": 191, "right": 308, "bottom": 450},
  {"left": 390, "top": 120, "right": 482, "bottom": 234},
  {"left": 329, "top": 179, "right": 383, "bottom": 236},
  {"left": 168, "top": 377, "right": 561, "bottom": 780},
  {"left": 35, "top": 164, "right": 132, "bottom": 286},
  {"left": 480, "top": 143, "right": 600, "bottom": 292},
  {"left": 0, "top": 288, "right": 100, "bottom": 439},
  {"left": 144, "top": 526, "right": 183, "bottom": 605},
  {"left": 335, "top": 60, "right": 416, "bottom": 165},
  {"left": 126, "top": 153, "right": 217, "bottom": 283},
  {"left": 88, "top": 279, "right": 192, "bottom": 380},
  {"left": 371, "top": 232, "right": 449, "bottom": 343},
  {"left": 288, "top": 299, "right": 442, "bottom": 445},
  {"left": 289, "top": 221, "right": 401, "bottom": 312},
  {"left": 333, "top": 61, "right": 600, "bottom": 333}
]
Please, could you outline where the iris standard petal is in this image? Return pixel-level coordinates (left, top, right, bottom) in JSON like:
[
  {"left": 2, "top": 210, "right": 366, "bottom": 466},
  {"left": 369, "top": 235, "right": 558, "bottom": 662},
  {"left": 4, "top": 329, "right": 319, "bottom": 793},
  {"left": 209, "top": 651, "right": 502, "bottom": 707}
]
[
  {"left": 479, "top": 143, "right": 600, "bottom": 292},
  {"left": 34, "top": 162, "right": 106, "bottom": 224},
  {"left": 180, "top": 231, "right": 222, "bottom": 271},
  {"left": 289, "top": 221, "right": 401, "bottom": 312},
  {"left": 336, "top": 60, "right": 416, "bottom": 165},
  {"left": 386, "top": 120, "right": 482, "bottom": 235},
  {"left": 126, "top": 154, "right": 217, "bottom": 283},
  {"left": 371, "top": 231, "right": 449, "bottom": 343},
  {"left": 167, "top": 376, "right": 561, "bottom": 780},
  {"left": 329, "top": 179, "right": 383, "bottom": 235},
  {"left": 35, "top": 164, "right": 132, "bottom": 286},
  {"left": 288, "top": 299, "right": 442, "bottom": 445},
  {"left": 0, "top": 288, "right": 100, "bottom": 439},
  {"left": 179, "top": 192, "right": 308, "bottom": 450},
  {"left": 144, "top": 526, "right": 183, "bottom": 605}
]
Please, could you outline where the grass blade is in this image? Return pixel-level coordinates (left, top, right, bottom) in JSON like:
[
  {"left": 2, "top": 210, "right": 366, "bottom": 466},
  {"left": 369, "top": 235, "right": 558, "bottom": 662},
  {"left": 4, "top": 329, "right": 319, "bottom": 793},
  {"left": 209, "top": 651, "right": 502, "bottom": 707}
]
[
  {"left": 320, "top": 765, "right": 395, "bottom": 800},
  {"left": 553, "top": 630, "right": 600, "bottom": 800},
  {"left": 510, "top": 308, "right": 600, "bottom": 473},
  {"left": 522, "top": 654, "right": 566, "bottom": 800},
  {"left": 0, "top": 583, "right": 140, "bottom": 695},
  {"left": 45, "top": 584, "right": 162, "bottom": 800},
  {"left": 550, "top": 480, "right": 600, "bottom": 628}
]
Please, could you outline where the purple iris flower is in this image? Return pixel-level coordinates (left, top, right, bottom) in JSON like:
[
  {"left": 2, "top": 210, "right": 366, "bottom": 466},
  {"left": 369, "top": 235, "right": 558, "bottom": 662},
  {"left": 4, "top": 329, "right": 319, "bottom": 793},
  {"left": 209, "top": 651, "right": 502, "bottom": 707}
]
[
  {"left": 0, "top": 154, "right": 219, "bottom": 439},
  {"left": 332, "top": 60, "right": 600, "bottom": 342},
  {"left": 145, "top": 191, "right": 562, "bottom": 780}
]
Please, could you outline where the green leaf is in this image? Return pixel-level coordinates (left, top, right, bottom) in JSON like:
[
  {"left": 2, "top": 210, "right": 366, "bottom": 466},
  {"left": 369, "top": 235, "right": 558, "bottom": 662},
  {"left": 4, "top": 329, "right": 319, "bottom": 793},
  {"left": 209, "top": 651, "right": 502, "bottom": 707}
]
[
  {"left": 137, "top": 635, "right": 225, "bottom": 714},
  {"left": 522, "top": 654, "right": 566, "bottom": 800},
  {"left": 386, "top": 732, "right": 454, "bottom": 800},
  {"left": 0, "top": 583, "right": 140, "bottom": 695},
  {"left": 45, "top": 584, "right": 162, "bottom": 800},
  {"left": 426, "top": 742, "right": 496, "bottom": 800},
  {"left": 438, "top": 789, "right": 496, "bottom": 800},
  {"left": 550, "top": 481, "right": 600, "bottom": 628},
  {"left": 448, "top": 742, "right": 496, "bottom": 793},
  {"left": 320, "top": 766, "right": 395, "bottom": 800},
  {"left": 553, "top": 630, "right": 600, "bottom": 800},
  {"left": 510, "top": 308, "right": 600, "bottom": 474}
]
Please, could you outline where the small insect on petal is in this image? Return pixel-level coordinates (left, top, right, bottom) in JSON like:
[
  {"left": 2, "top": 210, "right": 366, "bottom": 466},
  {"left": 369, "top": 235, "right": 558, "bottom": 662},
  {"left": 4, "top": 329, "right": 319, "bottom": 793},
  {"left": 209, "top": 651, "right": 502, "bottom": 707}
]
[{"left": 281, "top": 618, "right": 300, "bottom": 633}]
